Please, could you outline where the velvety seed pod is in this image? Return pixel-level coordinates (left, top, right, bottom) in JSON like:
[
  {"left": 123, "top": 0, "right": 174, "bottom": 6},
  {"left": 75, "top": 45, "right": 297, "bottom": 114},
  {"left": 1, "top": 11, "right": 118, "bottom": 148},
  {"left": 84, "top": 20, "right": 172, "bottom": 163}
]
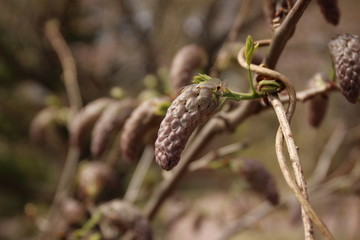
[
  {"left": 99, "top": 200, "right": 152, "bottom": 240},
  {"left": 235, "top": 158, "right": 280, "bottom": 205},
  {"left": 316, "top": 0, "right": 340, "bottom": 25},
  {"left": 77, "top": 161, "right": 111, "bottom": 199},
  {"left": 170, "top": 44, "right": 208, "bottom": 93},
  {"left": 307, "top": 73, "right": 329, "bottom": 128},
  {"left": 329, "top": 33, "right": 360, "bottom": 103},
  {"left": 91, "top": 99, "right": 137, "bottom": 159},
  {"left": 121, "top": 97, "right": 170, "bottom": 162},
  {"left": 70, "top": 98, "right": 112, "bottom": 149},
  {"left": 155, "top": 80, "right": 223, "bottom": 171}
]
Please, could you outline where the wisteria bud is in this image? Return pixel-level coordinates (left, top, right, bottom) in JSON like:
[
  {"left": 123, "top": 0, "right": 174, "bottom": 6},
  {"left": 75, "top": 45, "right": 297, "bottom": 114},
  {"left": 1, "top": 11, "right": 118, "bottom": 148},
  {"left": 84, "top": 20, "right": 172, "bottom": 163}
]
[
  {"left": 121, "top": 97, "right": 170, "bottom": 162},
  {"left": 307, "top": 73, "right": 329, "bottom": 128},
  {"left": 233, "top": 158, "right": 280, "bottom": 205},
  {"left": 91, "top": 99, "right": 136, "bottom": 158},
  {"left": 170, "top": 44, "right": 208, "bottom": 93},
  {"left": 99, "top": 200, "right": 152, "bottom": 240},
  {"left": 70, "top": 98, "right": 112, "bottom": 149},
  {"left": 155, "top": 79, "right": 224, "bottom": 170},
  {"left": 77, "top": 161, "right": 112, "bottom": 199},
  {"left": 316, "top": 0, "right": 340, "bottom": 25},
  {"left": 329, "top": 33, "right": 360, "bottom": 103}
]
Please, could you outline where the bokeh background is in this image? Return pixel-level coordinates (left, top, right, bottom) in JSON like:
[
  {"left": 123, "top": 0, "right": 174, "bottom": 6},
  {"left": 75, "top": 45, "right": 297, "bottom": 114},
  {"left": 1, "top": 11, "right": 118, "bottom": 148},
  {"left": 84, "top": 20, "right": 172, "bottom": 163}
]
[{"left": 0, "top": 0, "right": 360, "bottom": 239}]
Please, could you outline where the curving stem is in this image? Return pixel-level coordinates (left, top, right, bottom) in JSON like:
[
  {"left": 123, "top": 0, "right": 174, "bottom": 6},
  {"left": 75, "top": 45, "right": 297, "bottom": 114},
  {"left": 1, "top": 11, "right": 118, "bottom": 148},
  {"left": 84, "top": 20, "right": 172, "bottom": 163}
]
[{"left": 237, "top": 40, "right": 335, "bottom": 240}]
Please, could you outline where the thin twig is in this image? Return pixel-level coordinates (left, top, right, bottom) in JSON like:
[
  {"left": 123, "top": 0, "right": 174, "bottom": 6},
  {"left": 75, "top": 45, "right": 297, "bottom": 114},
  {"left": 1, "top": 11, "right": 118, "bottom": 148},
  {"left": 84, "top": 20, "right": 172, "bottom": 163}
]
[
  {"left": 40, "top": 19, "right": 83, "bottom": 240},
  {"left": 189, "top": 141, "right": 249, "bottom": 171},
  {"left": 44, "top": 19, "right": 82, "bottom": 113},
  {"left": 124, "top": 145, "right": 155, "bottom": 203}
]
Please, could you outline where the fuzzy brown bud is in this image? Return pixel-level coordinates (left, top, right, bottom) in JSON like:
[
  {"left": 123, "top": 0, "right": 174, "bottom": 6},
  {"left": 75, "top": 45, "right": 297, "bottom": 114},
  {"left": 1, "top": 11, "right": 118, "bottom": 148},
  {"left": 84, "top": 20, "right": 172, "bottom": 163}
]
[
  {"left": 77, "top": 161, "right": 112, "bottom": 199},
  {"left": 99, "top": 200, "right": 152, "bottom": 240},
  {"left": 155, "top": 80, "right": 223, "bottom": 171},
  {"left": 91, "top": 99, "right": 137, "bottom": 159},
  {"left": 170, "top": 44, "right": 208, "bottom": 93},
  {"left": 316, "top": 0, "right": 340, "bottom": 25},
  {"left": 121, "top": 97, "right": 170, "bottom": 162},
  {"left": 234, "top": 158, "right": 279, "bottom": 205},
  {"left": 70, "top": 98, "right": 112, "bottom": 149},
  {"left": 29, "top": 107, "right": 68, "bottom": 150},
  {"left": 60, "top": 198, "right": 86, "bottom": 224},
  {"left": 307, "top": 73, "right": 329, "bottom": 128},
  {"left": 329, "top": 33, "right": 360, "bottom": 103}
]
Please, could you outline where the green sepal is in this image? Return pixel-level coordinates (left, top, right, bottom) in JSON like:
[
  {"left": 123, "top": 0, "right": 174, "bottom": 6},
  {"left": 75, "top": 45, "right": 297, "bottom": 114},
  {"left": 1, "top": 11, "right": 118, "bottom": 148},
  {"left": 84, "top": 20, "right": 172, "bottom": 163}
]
[
  {"left": 257, "top": 80, "right": 283, "bottom": 94},
  {"left": 192, "top": 74, "right": 212, "bottom": 84},
  {"left": 154, "top": 101, "right": 171, "bottom": 116}
]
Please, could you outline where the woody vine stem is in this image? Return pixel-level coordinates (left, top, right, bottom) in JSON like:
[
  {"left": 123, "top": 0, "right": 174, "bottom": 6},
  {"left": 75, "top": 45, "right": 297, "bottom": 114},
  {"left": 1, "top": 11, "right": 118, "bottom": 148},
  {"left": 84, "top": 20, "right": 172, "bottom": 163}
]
[{"left": 238, "top": 40, "right": 334, "bottom": 240}]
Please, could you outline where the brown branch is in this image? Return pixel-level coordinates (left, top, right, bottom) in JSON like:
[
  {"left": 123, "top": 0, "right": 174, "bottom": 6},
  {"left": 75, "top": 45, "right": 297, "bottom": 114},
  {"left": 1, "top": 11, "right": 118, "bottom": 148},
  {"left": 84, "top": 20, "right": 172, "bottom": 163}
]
[
  {"left": 40, "top": 19, "right": 83, "bottom": 239},
  {"left": 265, "top": 0, "right": 312, "bottom": 68},
  {"left": 44, "top": 19, "right": 82, "bottom": 113}
]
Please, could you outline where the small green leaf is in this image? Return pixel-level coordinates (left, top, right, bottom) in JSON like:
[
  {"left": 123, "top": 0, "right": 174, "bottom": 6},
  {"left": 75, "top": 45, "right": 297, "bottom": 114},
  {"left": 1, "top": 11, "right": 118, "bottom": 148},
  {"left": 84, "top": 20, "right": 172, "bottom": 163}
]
[
  {"left": 245, "top": 35, "right": 256, "bottom": 66},
  {"left": 193, "top": 74, "right": 212, "bottom": 84}
]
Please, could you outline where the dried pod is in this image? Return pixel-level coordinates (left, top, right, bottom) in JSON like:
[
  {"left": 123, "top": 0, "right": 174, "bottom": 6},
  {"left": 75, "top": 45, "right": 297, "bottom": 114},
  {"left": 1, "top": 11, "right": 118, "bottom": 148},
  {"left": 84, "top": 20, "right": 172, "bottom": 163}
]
[
  {"left": 60, "top": 198, "right": 86, "bottom": 224},
  {"left": 329, "top": 33, "right": 360, "bottom": 103},
  {"left": 77, "top": 161, "right": 112, "bottom": 199},
  {"left": 91, "top": 99, "right": 137, "bottom": 159},
  {"left": 170, "top": 44, "right": 208, "bottom": 93},
  {"left": 233, "top": 158, "right": 279, "bottom": 205},
  {"left": 70, "top": 98, "right": 112, "bottom": 149},
  {"left": 121, "top": 97, "right": 170, "bottom": 162},
  {"left": 316, "top": 0, "right": 340, "bottom": 25},
  {"left": 155, "top": 80, "right": 224, "bottom": 171},
  {"left": 307, "top": 73, "right": 329, "bottom": 128},
  {"left": 99, "top": 200, "right": 152, "bottom": 240}
]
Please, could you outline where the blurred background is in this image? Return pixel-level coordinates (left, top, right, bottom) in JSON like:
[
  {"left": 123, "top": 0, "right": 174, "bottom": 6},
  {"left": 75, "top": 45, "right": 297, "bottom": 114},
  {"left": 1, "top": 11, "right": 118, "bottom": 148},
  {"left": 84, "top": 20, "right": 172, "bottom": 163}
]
[{"left": 0, "top": 0, "right": 360, "bottom": 239}]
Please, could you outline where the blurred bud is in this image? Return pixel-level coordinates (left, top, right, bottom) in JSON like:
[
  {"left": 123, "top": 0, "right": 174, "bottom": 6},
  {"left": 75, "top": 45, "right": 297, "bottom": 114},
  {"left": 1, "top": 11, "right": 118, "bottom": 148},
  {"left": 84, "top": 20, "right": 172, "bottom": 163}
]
[
  {"left": 99, "top": 200, "right": 152, "bottom": 240},
  {"left": 121, "top": 97, "right": 170, "bottom": 162},
  {"left": 61, "top": 198, "right": 86, "bottom": 225},
  {"left": 170, "top": 44, "right": 208, "bottom": 93},
  {"left": 29, "top": 107, "right": 69, "bottom": 150},
  {"left": 307, "top": 73, "right": 329, "bottom": 128},
  {"left": 316, "top": 0, "right": 340, "bottom": 25},
  {"left": 77, "top": 161, "right": 112, "bottom": 199},
  {"left": 70, "top": 98, "right": 112, "bottom": 150},
  {"left": 91, "top": 99, "right": 137, "bottom": 159},
  {"left": 110, "top": 87, "right": 125, "bottom": 100},
  {"left": 232, "top": 158, "right": 280, "bottom": 205}
]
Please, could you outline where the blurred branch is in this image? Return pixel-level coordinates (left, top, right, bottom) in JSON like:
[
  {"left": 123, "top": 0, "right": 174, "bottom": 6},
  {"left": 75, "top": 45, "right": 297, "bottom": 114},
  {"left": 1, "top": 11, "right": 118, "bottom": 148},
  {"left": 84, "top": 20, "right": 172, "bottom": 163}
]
[
  {"left": 124, "top": 145, "right": 155, "bottom": 203},
  {"left": 45, "top": 19, "right": 83, "bottom": 113},
  {"left": 308, "top": 123, "right": 347, "bottom": 185},
  {"left": 118, "top": 0, "right": 158, "bottom": 73}
]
